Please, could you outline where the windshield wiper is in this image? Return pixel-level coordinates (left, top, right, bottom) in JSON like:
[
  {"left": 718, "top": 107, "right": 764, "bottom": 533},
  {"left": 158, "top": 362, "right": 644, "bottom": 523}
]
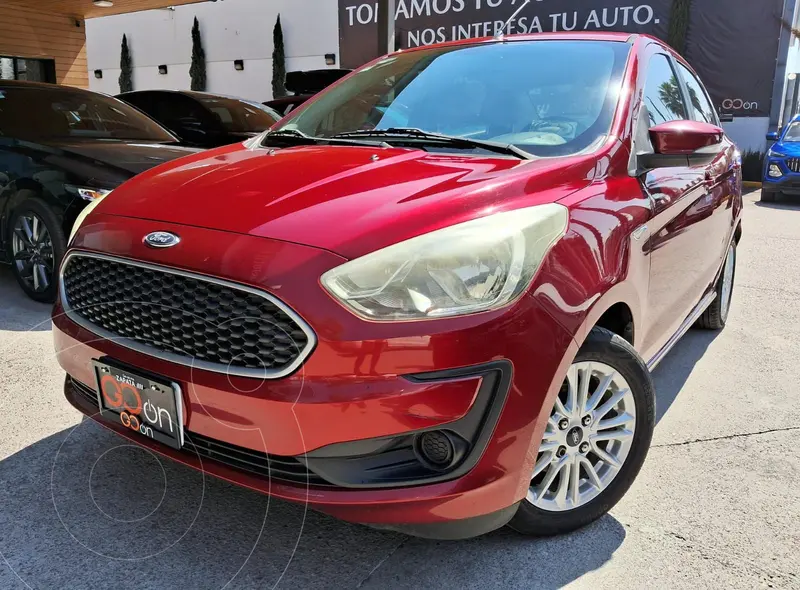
[
  {"left": 332, "top": 128, "right": 533, "bottom": 160},
  {"left": 262, "top": 128, "right": 390, "bottom": 149}
]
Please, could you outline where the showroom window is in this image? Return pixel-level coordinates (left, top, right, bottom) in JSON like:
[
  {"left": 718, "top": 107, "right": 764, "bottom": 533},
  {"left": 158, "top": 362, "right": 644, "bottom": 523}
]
[{"left": 0, "top": 56, "right": 56, "bottom": 83}]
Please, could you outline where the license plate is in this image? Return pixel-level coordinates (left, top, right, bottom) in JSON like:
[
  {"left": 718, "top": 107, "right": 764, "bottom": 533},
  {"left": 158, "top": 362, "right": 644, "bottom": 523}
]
[{"left": 92, "top": 359, "right": 184, "bottom": 450}]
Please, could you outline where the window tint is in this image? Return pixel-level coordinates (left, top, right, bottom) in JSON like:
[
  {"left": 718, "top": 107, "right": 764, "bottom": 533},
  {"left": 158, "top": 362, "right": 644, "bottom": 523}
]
[
  {"left": 120, "top": 91, "right": 162, "bottom": 121},
  {"left": 642, "top": 54, "right": 687, "bottom": 126},
  {"left": 160, "top": 95, "right": 209, "bottom": 131},
  {"left": 276, "top": 41, "right": 631, "bottom": 157},
  {"left": 783, "top": 121, "right": 800, "bottom": 141},
  {"left": 193, "top": 96, "right": 279, "bottom": 133},
  {"left": 0, "top": 87, "right": 174, "bottom": 141},
  {"left": 676, "top": 63, "right": 717, "bottom": 124}
]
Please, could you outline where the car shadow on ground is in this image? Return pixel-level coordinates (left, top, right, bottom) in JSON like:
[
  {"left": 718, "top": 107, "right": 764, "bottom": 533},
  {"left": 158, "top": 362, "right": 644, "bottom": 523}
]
[
  {"left": 0, "top": 265, "right": 52, "bottom": 332},
  {"left": 0, "top": 418, "right": 626, "bottom": 590},
  {"left": 650, "top": 329, "right": 721, "bottom": 422},
  {"left": 753, "top": 197, "right": 800, "bottom": 210}
]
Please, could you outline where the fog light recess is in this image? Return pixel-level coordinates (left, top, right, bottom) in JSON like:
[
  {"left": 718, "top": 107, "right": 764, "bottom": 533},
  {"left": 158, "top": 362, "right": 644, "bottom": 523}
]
[{"left": 416, "top": 430, "right": 457, "bottom": 469}]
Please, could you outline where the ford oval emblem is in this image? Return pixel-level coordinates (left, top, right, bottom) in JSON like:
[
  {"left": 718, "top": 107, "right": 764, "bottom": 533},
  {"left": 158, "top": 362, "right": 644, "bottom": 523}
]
[{"left": 144, "top": 231, "right": 181, "bottom": 248}]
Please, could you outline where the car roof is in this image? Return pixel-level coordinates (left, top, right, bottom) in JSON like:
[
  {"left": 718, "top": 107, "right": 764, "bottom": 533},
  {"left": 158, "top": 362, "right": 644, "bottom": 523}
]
[
  {"left": 120, "top": 89, "right": 249, "bottom": 102},
  {"left": 397, "top": 30, "right": 638, "bottom": 55},
  {"left": 0, "top": 79, "right": 95, "bottom": 92}
]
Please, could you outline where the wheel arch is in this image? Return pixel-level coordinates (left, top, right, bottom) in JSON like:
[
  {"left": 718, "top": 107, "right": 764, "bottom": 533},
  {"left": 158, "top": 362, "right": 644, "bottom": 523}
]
[
  {"left": 0, "top": 183, "right": 64, "bottom": 243},
  {"left": 733, "top": 220, "right": 743, "bottom": 244},
  {"left": 1, "top": 181, "right": 69, "bottom": 247},
  {"left": 572, "top": 283, "right": 643, "bottom": 352}
]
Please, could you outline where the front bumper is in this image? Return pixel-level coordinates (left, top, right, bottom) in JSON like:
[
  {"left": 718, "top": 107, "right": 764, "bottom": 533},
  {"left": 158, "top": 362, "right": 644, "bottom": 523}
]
[
  {"left": 763, "top": 158, "right": 800, "bottom": 194},
  {"left": 54, "top": 214, "right": 577, "bottom": 537}
]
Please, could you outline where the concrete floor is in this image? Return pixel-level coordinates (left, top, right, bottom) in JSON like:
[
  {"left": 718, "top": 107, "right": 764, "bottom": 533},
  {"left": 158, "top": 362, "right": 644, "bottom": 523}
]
[{"left": 0, "top": 191, "right": 798, "bottom": 589}]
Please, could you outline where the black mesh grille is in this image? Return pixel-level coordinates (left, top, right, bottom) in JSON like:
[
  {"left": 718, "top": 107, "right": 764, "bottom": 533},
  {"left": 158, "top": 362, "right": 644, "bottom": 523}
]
[
  {"left": 419, "top": 431, "right": 454, "bottom": 465},
  {"left": 787, "top": 158, "right": 800, "bottom": 173},
  {"left": 62, "top": 255, "right": 311, "bottom": 375},
  {"left": 183, "top": 432, "right": 334, "bottom": 487},
  {"left": 67, "top": 377, "right": 333, "bottom": 487}
]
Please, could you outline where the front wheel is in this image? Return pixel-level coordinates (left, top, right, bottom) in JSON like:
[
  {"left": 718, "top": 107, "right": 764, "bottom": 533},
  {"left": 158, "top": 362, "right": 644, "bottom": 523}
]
[
  {"left": 509, "top": 327, "right": 655, "bottom": 536},
  {"left": 8, "top": 197, "right": 66, "bottom": 303},
  {"left": 760, "top": 191, "right": 777, "bottom": 202}
]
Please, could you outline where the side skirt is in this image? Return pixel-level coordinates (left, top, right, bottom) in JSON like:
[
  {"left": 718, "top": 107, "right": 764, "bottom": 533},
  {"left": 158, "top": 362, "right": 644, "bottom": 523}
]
[{"left": 646, "top": 291, "right": 717, "bottom": 371}]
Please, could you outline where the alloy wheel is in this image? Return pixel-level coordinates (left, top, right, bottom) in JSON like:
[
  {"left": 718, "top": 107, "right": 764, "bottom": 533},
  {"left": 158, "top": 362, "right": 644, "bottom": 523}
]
[
  {"left": 12, "top": 213, "right": 55, "bottom": 293},
  {"left": 719, "top": 244, "right": 735, "bottom": 323},
  {"left": 527, "top": 361, "right": 636, "bottom": 512}
]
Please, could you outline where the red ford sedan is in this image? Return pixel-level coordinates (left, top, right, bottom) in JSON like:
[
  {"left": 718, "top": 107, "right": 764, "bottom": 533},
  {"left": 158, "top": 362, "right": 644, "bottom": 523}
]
[{"left": 54, "top": 32, "right": 741, "bottom": 539}]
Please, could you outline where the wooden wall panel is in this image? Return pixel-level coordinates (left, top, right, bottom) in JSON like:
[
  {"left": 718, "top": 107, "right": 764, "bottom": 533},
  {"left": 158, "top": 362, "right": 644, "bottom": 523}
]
[
  {"left": 4, "top": 0, "right": 206, "bottom": 19},
  {"left": 0, "top": 2, "right": 88, "bottom": 87}
]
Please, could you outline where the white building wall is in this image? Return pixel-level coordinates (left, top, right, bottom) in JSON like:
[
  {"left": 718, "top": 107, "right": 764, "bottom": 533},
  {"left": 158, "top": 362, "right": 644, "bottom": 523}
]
[
  {"left": 722, "top": 118, "right": 770, "bottom": 154},
  {"left": 86, "top": 0, "right": 340, "bottom": 102}
]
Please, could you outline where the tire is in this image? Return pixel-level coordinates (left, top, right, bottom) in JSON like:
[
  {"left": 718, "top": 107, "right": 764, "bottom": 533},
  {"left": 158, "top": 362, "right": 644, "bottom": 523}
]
[
  {"left": 508, "top": 327, "right": 655, "bottom": 536},
  {"left": 760, "top": 191, "right": 777, "bottom": 202},
  {"left": 696, "top": 241, "right": 736, "bottom": 330},
  {"left": 7, "top": 196, "right": 66, "bottom": 303}
]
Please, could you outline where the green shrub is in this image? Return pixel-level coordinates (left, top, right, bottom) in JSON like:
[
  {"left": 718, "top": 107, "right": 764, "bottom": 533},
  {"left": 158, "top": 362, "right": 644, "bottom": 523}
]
[
  {"left": 272, "top": 15, "right": 287, "bottom": 99},
  {"left": 119, "top": 34, "right": 132, "bottom": 93},
  {"left": 667, "top": 0, "right": 691, "bottom": 55},
  {"left": 190, "top": 17, "right": 206, "bottom": 92},
  {"left": 741, "top": 150, "right": 764, "bottom": 182}
]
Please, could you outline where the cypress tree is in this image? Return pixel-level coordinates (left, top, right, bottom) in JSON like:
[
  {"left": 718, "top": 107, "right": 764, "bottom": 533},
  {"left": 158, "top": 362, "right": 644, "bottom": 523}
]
[
  {"left": 272, "top": 14, "right": 287, "bottom": 98},
  {"left": 190, "top": 17, "right": 207, "bottom": 92},
  {"left": 667, "top": 0, "right": 692, "bottom": 55},
  {"left": 119, "top": 34, "right": 133, "bottom": 93}
]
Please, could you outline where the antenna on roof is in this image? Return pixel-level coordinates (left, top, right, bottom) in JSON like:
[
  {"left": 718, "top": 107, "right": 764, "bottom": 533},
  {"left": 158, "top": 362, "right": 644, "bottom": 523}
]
[{"left": 495, "top": 0, "right": 531, "bottom": 40}]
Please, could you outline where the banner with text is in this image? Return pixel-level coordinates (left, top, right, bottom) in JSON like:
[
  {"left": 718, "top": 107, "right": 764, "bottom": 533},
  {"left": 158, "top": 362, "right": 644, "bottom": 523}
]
[{"left": 338, "top": 0, "right": 785, "bottom": 117}]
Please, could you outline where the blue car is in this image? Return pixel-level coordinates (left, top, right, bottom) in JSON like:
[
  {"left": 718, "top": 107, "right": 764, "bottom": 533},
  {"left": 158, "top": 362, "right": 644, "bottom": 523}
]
[{"left": 763, "top": 115, "right": 800, "bottom": 201}]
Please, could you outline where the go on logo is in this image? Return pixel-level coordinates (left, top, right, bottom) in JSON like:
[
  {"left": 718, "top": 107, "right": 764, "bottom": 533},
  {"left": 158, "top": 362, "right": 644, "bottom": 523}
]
[
  {"left": 722, "top": 98, "right": 759, "bottom": 111},
  {"left": 100, "top": 374, "right": 155, "bottom": 438}
]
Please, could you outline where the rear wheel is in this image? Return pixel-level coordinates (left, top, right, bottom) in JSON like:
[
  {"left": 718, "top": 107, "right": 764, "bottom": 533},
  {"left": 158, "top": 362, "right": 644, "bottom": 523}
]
[
  {"left": 509, "top": 327, "right": 655, "bottom": 536},
  {"left": 696, "top": 242, "right": 736, "bottom": 330},
  {"left": 8, "top": 197, "right": 66, "bottom": 303}
]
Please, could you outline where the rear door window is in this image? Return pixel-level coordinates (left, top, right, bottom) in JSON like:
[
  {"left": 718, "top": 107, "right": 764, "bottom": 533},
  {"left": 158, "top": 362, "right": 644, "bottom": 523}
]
[
  {"left": 0, "top": 87, "right": 173, "bottom": 141},
  {"left": 642, "top": 54, "right": 687, "bottom": 126},
  {"left": 675, "top": 62, "right": 718, "bottom": 124}
]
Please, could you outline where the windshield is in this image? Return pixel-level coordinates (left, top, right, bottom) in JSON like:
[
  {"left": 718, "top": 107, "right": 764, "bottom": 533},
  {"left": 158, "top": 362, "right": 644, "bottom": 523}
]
[
  {"left": 194, "top": 95, "right": 280, "bottom": 133},
  {"left": 0, "top": 86, "right": 175, "bottom": 141},
  {"left": 784, "top": 122, "right": 800, "bottom": 142},
  {"left": 275, "top": 40, "right": 630, "bottom": 157}
]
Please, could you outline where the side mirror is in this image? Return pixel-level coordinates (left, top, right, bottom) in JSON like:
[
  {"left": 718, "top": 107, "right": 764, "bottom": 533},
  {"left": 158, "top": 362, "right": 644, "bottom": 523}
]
[
  {"left": 766, "top": 131, "right": 780, "bottom": 141},
  {"left": 639, "top": 120, "right": 724, "bottom": 170}
]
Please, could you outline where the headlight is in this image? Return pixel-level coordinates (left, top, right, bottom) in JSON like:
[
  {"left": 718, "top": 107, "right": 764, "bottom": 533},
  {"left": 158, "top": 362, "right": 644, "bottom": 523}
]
[
  {"left": 65, "top": 185, "right": 113, "bottom": 201},
  {"left": 321, "top": 204, "right": 568, "bottom": 321},
  {"left": 68, "top": 191, "right": 111, "bottom": 245},
  {"left": 768, "top": 164, "right": 783, "bottom": 178},
  {"left": 768, "top": 149, "right": 785, "bottom": 158}
]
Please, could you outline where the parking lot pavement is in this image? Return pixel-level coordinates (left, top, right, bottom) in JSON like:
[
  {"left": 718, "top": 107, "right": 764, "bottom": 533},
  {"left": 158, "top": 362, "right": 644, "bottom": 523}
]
[{"left": 1, "top": 190, "right": 798, "bottom": 590}]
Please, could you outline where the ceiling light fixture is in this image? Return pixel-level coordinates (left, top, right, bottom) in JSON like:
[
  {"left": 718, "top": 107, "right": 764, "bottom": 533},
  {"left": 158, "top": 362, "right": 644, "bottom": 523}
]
[{"left": 93, "top": 1, "right": 114, "bottom": 7}]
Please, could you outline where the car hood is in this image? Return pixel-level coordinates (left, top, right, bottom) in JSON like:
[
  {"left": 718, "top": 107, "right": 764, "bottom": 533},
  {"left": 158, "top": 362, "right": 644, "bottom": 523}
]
[
  {"left": 98, "top": 143, "right": 597, "bottom": 258},
  {"left": 773, "top": 140, "right": 800, "bottom": 157},
  {"left": 45, "top": 139, "right": 199, "bottom": 175}
]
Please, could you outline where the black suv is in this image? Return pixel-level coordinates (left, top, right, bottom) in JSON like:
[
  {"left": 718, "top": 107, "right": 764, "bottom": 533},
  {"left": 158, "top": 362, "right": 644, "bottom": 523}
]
[
  {"left": 0, "top": 80, "right": 197, "bottom": 302},
  {"left": 118, "top": 90, "right": 281, "bottom": 148}
]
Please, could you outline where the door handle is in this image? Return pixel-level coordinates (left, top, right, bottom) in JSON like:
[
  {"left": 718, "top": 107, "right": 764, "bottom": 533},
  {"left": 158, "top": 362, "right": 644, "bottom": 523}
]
[
  {"left": 705, "top": 170, "right": 725, "bottom": 185},
  {"left": 652, "top": 193, "right": 670, "bottom": 208}
]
